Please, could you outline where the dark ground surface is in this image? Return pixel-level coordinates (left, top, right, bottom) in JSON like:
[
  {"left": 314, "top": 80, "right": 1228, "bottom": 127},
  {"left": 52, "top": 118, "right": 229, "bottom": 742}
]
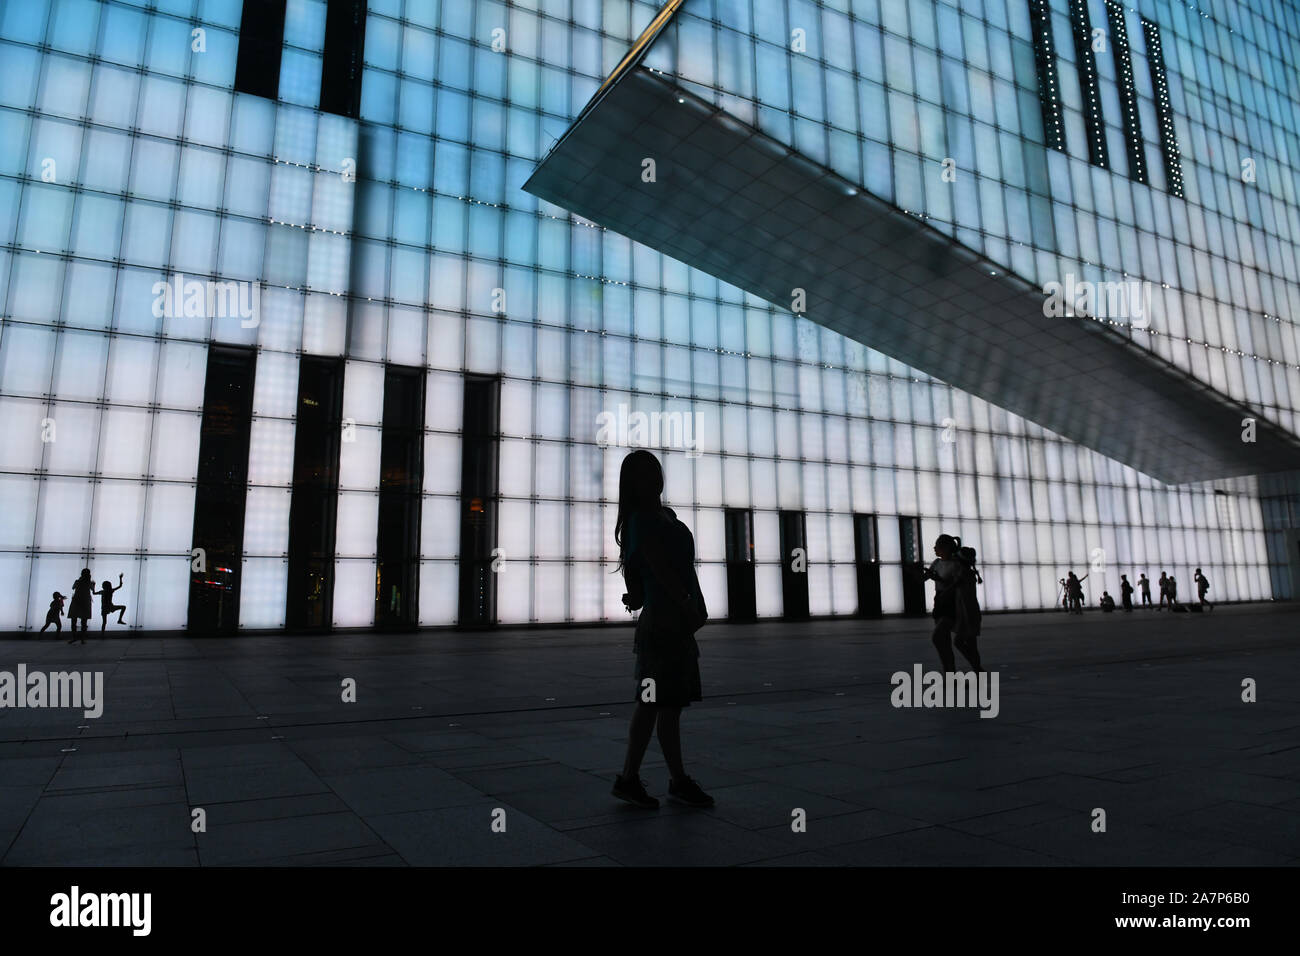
[{"left": 1, "top": 604, "right": 1297, "bottom": 866}]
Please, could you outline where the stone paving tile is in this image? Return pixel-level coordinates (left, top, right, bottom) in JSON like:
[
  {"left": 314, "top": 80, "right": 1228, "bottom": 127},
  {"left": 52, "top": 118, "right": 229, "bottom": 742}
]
[{"left": 1, "top": 604, "right": 1297, "bottom": 866}]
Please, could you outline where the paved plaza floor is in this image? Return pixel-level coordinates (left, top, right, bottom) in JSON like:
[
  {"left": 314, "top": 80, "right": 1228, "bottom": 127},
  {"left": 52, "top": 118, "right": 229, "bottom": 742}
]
[{"left": 2, "top": 604, "right": 1297, "bottom": 866}]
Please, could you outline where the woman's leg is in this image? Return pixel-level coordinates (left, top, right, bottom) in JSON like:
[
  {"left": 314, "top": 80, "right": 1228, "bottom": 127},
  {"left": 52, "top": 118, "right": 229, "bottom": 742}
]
[
  {"left": 932, "top": 619, "right": 956, "bottom": 671},
  {"left": 654, "top": 706, "right": 687, "bottom": 783},
  {"left": 115, "top": 602, "right": 126, "bottom": 624},
  {"left": 621, "top": 701, "right": 657, "bottom": 780}
]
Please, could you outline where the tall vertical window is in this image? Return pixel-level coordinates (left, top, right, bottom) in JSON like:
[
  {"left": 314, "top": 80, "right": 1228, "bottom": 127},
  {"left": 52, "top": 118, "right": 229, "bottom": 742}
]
[
  {"left": 1141, "top": 17, "right": 1184, "bottom": 198},
  {"left": 189, "top": 347, "right": 256, "bottom": 634},
  {"left": 1068, "top": 0, "right": 1108, "bottom": 168},
  {"left": 458, "top": 375, "right": 500, "bottom": 626},
  {"left": 320, "top": 0, "right": 368, "bottom": 118},
  {"left": 779, "top": 510, "right": 809, "bottom": 620},
  {"left": 286, "top": 357, "right": 345, "bottom": 631},
  {"left": 1105, "top": 0, "right": 1147, "bottom": 183},
  {"left": 724, "top": 508, "right": 757, "bottom": 622},
  {"left": 234, "top": 0, "right": 288, "bottom": 100},
  {"left": 1028, "top": 0, "right": 1067, "bottom": 151},
  {"left": 376, "top": 365, "right": 424, "bottom": 629}
]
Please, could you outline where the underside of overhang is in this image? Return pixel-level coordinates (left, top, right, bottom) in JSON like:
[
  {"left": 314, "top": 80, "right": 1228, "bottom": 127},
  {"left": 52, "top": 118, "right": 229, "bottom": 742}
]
[{"left": 523, "top": 65, "right": 1300, "bottom": 485}]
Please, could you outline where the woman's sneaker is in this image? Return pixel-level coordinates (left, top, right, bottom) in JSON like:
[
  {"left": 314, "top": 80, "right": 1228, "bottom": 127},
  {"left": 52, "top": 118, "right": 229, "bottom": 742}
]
[
  {"left": 612, "top": 774, "right": 659, "bottom": 809},
  {"left": 668, "top": 776, "right": 714, "bottom": 807}
]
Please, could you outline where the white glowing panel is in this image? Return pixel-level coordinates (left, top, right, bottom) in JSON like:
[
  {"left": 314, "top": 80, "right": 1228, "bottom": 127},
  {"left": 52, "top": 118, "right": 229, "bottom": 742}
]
[
  {"left": 90, "top": 480, "right": 145, "bottom": 553},
  {"left": 423, "top": 433, "right": 460, "bottom": 495},
  {"left": 143, "top": 482, "right": 196, "bottom": 554},
  {"left": 155, "top": 341, "right": 208, "bottom": 411},
  {"left": 302, "top": 290, "right": 347, "bottom": 356},
  {"left": 239, "top": 557, "right": 288, "bottom": 629},
  {"left": 755, "top": 564, "right": 782, "bottom": 617},
  {"left": 696, "top": 563, "right": 727, "bottom": 621},
  {"left": 256, "top": 286, "right": 304, "bottom": 354},
  {"left": 0, "top": 397, "right": 45, "bottom": 472},
  {"left": 570, "top": 563, "right": 603, "bottom": 620},
  {"left": 0, "top": 323, "right": 53, "bottom": 395},
  {"left": 37, "top": 478, "right": 93, "bottom": 552},
  {"left": 831, "top": 565, "right": 857, "bottom": 616},
  {"left": 242, "top": 487, "right": 291, "bottom": 556},
  {"left": 0, "top": 476, "right": 37, "bottom": 550},
  {"left": 247, "top": 419, "right": 296, "bottom": 487},
  {"left": 693, "top": 508, "right": 725, "bottom": 563},
  {"left": 137, "top": 555, "right": 189, "bottom": 629},
  {"left": 342, "top": 360, "right": 384, "bottom": 425},
  {"left": 808, "top": 565, "right": 832, "bottom": 616},
  {"left": 879, "top": 565, "right": 904, "bottom": 614},
  {"left": 753, "top": 510, "right": 779, "bottom": 562},
  {"left": 149, "top": 411, "right": 201, "bottom": 481},
  {"left": 97, "top": 407, "right": 151, "bottom": 478},
  {"left": 335, "top": 491, "right": 378, "bottom": 558},
  {"left": 419, "top": 496, "right": 460, "bottom": 559},
  {"left": 332, "top": 558, "right": 375, "bottom": 627},
  {"left": 418, "top": 560, "right": 457, "bottom": 626},
  {"left": 338, "top": 425, "right": 381, "bottom": 491},
  {"left": 535, "top": 562, "right": 564, "bottom": 621}
]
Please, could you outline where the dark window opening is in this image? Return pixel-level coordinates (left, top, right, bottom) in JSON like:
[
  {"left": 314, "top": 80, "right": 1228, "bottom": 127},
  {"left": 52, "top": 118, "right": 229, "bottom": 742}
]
[
  {"left": 779, "top": 510, "right": 809, "bottom": 620},
  {"left": 376, "top": 365, "right": 425, "bottom": 630},
  {"left": 1105, "top": 0, "right": 1147, "bottom": 183},
  {"left": 1141, "top": 17, "right": 1184, "bottom": 198},
  {"left": 724, "top": 508, "right": 756, "bottom": 622},
  {"left": 286, "top": 356, "right": 344, "bottom": 631},
  {"left": 458, "top": 375, "right": 500, "bottom": 626},
  {"left": 234, "top": 0, "right": 288, "bottom": 100},
  {"left": 1068, "top": 0, "right": 1108, "bottom": 168},
  {"left": 1027, "top": 0, "right": 1067, "bottom": 152},
  {"left": 900, "top": 515, "right": 927, "bottom": 617},
  {"left": 320, "top": 0, "right": 368, "bottom": 118},
  {"left": 189, "top": 346, "right": 256, "bottom": 634},
  {"left": 854, "top": 513, "right": 882, "bottom": 619}
]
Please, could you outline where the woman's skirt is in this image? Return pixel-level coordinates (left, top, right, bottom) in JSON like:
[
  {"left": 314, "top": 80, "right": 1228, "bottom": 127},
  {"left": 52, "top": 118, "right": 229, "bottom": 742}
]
[{"left": 633, "top": 630, "right": 702, "bottom": 707}]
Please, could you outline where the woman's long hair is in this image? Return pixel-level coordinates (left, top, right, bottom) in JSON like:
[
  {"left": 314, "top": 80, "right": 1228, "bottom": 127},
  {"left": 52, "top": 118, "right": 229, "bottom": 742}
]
[{"left": 614, "top": 449, "right": 664, "bottom": 572}]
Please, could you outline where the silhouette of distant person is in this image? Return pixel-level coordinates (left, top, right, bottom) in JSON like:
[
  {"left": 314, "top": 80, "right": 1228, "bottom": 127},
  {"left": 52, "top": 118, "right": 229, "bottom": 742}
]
[
  {"left": 612, "top": 450, "right": 713, "bottom": 810},
  {"left": 1167, "top": 574, "right": 1179, "bottom": 609},
  {"left": 40, "top": 592, "right": 65, "bottom": 634},
  {"left": 1120, "top": 574, "right": 1134, "bottom": 611},
  {"left": 1195, "top": 568, "right": 1214, "bottom": 611},
  {"left": 1058, "top": 578, "right": 1069, "bottom": 610},
  {"left": 95, "top": 573, "right": 126, "bottom": 631},
  {"left": 1100, "top": 591, "right": 1116, "bottom": 612},
  {"left": 1157, "top": 572, "right": 1170, "bottom": 610},
  {"left": 1138, "top": 573, "right": 1152, "bottom": 607},
  {"left": 67, "top": 569, "right": 94, "bottom": 643},
  {"left": 923, "top": 534, "right": 983, "bottom": 672},
  {"left": 1066, "top": 572, "right": 1086, "bottom": 614}
]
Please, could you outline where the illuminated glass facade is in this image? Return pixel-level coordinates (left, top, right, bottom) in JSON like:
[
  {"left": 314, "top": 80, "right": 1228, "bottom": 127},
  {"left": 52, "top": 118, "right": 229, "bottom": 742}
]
[{"left": 0, "top": 0, "right": 1296, "bottom": 632}]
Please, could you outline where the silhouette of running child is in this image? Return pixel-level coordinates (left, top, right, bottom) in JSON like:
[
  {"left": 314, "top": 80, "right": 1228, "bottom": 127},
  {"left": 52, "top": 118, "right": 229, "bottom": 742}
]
[
  {"left": 40, "top": 592, "right": 65, "bottom": 634},
  {"left": 95, "top": 573, "right": 127, "bottom": 631}
]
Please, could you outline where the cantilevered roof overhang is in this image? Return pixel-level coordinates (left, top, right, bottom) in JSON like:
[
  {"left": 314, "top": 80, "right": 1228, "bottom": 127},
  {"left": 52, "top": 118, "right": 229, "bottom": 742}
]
[{"left": 524, "top": 58, "right": 1300, "bottom": 485}]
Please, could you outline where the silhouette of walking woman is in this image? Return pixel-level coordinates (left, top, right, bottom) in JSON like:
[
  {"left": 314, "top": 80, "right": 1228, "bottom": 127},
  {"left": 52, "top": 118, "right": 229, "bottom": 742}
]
[
  {"left": 67, "top": 569, "right": 94, "bottom": 643},
  {"left": 923, "top": 535, "right": 983, "bottom": 672},
  {"left": 612, "top": 450, "right": 713, "bottom": 809},
  {"left": 96, "top": 572, "right": 127, "bottom": 631}
]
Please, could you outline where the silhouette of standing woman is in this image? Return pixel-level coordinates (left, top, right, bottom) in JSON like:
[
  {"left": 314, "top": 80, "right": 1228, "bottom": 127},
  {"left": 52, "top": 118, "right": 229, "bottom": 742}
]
[
  {"left": 612, "top": 450, "right": 713, "bottom": 809},
  {"left": 67, "top": 569, "right": 94, "bottom": 643}
]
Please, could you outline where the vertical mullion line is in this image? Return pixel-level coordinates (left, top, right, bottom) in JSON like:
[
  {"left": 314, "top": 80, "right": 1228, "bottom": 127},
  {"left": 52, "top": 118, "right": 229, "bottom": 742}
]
[
  {"left": 813, "top": 3, "right": 833, "bottom": 608},
  {"left": 412, "top": 0, "right": 435, "bottom": 625},
  {"left": 1068, "top": 0, "right": 1108, "bottom": 167},
  {"left": 740, "top": 0, "right": 758, "bottom": 600},
  {"left": 1141, "top": 16, "right": 1183, "bottom": 198},
  {"left": 18, "top": 0, "right": 61, "bottom": 629},
  {"left": 564, "top": 3, "right": 577, "bottom": 623},
  {"left": 1105, "top": 0, "right": 1146, "bottom": 183},
  {"left": 85, "top": 7, "right": 152, "bottom": 613},
  {"left": 135, "top": 9, "right": 197, "bottom": 631},
  {"left": 842, "top": 0, "right": 864, "bottom": 534}
]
